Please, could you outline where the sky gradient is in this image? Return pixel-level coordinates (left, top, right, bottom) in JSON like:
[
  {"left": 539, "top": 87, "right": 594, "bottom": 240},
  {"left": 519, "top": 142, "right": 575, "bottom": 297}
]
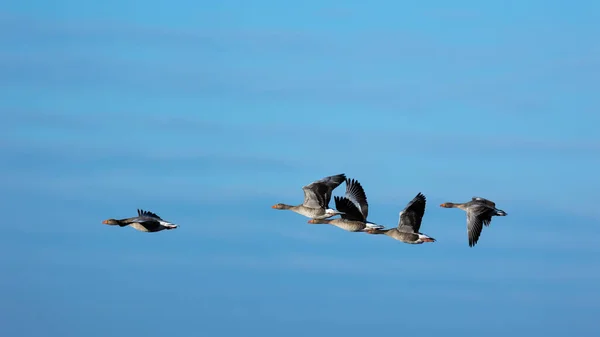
[{"left": 1, "top": 1, "right": 600, "bottom": 336}]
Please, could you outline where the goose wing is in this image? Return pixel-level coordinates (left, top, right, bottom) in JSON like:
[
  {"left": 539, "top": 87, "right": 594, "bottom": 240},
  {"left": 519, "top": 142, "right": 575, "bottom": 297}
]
[
  {"left": 334, "top": 196, "right": 366, "bottom": 222},
  {"left": 344, "top": 178, "right": 369, "bottom": 220},
  {"left": 466, "top": 204, "right": 495, "bottom": 247},
  {"left": 397, "top": 193, "right": 426, "bottom": 233},
  {"left": 471, "top": 197, "right": 496, "bottom": 208},
  {"left": 137, "top": 209, "right": 163, "bottom": 220},
  {"left": 302, "top": 173, "right": 346, "bottom": 209}
]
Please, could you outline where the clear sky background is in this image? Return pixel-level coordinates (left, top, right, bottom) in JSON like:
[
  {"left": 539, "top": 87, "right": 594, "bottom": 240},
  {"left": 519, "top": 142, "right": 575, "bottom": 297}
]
[{"left": 1, "top": 1, "right": 600, "bottom": 336}]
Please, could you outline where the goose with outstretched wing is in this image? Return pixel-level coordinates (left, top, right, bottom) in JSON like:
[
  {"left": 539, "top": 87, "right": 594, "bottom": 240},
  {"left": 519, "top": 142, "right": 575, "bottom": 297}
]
[
  {"left": 102, "top": 209, "right": 178, "bottom": 233},
  {"left": 440, "top": 197, "right": 507, "bottom": 247},
  {"left": 366, "top": 193, "right": 435, "bottom": 244},
  {"left": 307, "top": 178, "right": 384, "bottom": 232},
  {"left": 272, "top": 173, "right": 346, "bottom": 219}
]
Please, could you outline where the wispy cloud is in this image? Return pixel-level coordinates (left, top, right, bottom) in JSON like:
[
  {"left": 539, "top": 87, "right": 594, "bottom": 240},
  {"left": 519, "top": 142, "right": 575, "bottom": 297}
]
[
  {"left": 2, "top": 131, "right": 599, "bottom": 221},
  {"left": 0, "top": 139, "right": 308, "bottom": 170},
  {"left": 26, "top": 243, "right": 600, "bottom": 284},
  {"left": 3, "top": 12, "right": 597, "bottom": 114},
  {"left": 5, "top": 108, "right": 600, "bottom": 156},
  {"left": 0, "top": 11, "right": 332, "bottom": 52},
  {"left": 204, "top": 253, "right": 600, "bottom": 284},
  {"left": 3, "top": 109, "right": 226, "bottom": 133}
]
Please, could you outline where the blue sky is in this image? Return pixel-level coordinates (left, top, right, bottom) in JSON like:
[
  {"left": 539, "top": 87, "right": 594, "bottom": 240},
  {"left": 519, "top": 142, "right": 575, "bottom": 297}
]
[{"left": 1, "top": 1, "right": 600, "bottom": 336}]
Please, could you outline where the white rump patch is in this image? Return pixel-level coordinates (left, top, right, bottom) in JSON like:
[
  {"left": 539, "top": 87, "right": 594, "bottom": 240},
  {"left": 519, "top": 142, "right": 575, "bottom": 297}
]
[{"left": 365, "top": 222, "right": 384, "bottom": 229}]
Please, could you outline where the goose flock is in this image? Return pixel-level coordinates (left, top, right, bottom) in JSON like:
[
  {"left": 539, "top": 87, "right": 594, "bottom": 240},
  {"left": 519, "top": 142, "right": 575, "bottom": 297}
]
[{"left": 102, "top": 173, "right": 507, "bottom": 247}]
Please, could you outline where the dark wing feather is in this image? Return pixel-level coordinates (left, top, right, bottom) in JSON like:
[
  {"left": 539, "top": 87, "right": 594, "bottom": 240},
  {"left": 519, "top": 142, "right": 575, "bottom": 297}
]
[
  {"left": 302, "top": 184, "right": 327, "bottom": 208},
  {"left": 344, "top": 178, "right": 369, "bottom": 219},
  {"left": 397, "top": 193, "right": 426, "bottom": 233},
  {"left": 472, "top": 197, "right": 496, "bottom": 208},
  {"left": 320, "top": 173, "right": 346, "bottom": 208},
  {"left": 334, "top": 196, "right": 366, "bottom": 222},
  {"left": 302, "top": 173, "right": 346, "bottom": 209},
  {"left": 466, "top": 205, "right": 495, "bottom": 247},
  {"left": 137, "top": 209, "right": 163, "bottom": 220}
]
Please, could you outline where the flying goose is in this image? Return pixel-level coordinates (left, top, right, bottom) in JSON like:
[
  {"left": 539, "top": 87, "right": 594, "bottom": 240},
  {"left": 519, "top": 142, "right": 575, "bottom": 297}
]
[
  {"left": 307, "top": 178, "right": 384, "bottom": 232},
  {"left": 102, "top": 209, "right": 178, "bottom": 232},
  {"left": 440, "top": 197, "right": 507, "bottom": 247},
  {"left": 272, "top": 173, "right": 346, "bottom": 219},
  {"left": 366, "top": 192, "right": 435, "bottom": 244}
]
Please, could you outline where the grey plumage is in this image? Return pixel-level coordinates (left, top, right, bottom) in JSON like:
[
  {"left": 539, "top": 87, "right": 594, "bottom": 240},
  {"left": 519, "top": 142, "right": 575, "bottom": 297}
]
[
  {"left": 102, "top": 209, "right": 178, "bottom": 233},
  {"left": 272, "top": 173, "right": 346, "bottom": 219},
  {"left": 440, "top": 197, "right": 507, "bottom": 247},
  {"left": 309, "top": 177, "right": 383, "bottom": 232},
  {"left": 301, "top": 174, "right": 346, "bottom": 209},
  {"left": 366, "top": 192, "right": 435, "bottom": 244}
]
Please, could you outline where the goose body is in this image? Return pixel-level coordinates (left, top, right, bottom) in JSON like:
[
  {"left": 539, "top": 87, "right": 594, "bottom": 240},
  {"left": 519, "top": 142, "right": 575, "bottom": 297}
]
[
  {"left": 272, "top": 173, "right": 346, "bottom": 219},
  {"left": 440, "top": 197, "right": 507, "bottom": 247},
  {"left": 307, "top": 178, "right": 384, "bottom": 232},
  {"left": 102, "top": 209, "right": 178, "bottom": 233},
  {"left": 366, "top": 192, "right": 435, "bottom": 244}
]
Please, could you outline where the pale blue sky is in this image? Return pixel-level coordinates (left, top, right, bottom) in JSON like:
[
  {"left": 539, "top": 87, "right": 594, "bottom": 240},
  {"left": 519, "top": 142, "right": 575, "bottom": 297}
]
[{"left": 1, "top": 1, "right": 600, "bottom": 336}]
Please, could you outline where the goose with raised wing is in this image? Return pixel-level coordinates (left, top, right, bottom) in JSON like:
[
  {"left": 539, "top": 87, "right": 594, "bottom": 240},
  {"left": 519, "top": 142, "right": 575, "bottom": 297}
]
[
  {"left": 365, "top": 192, "right": 435, "bottom": 244},
  {"left": 102, "top": 209, "right": 178, "bottom": 232},
  {"left": 272, "top": 173, "right": 346, "bottom": 219},
  {"left": 440, "top": 197, "right": 507, "bottom": 247},
  {"left": 307, "top": 178, "right": 384, "bottom": 232}
]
